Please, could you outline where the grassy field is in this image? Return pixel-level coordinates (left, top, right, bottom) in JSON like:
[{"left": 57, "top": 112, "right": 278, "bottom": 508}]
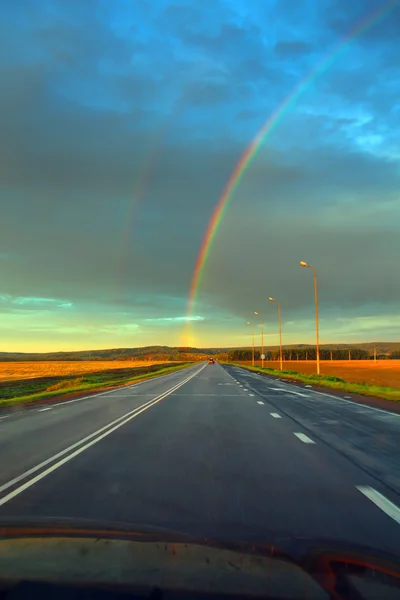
[
  {"left": 235, "top": 360, "right": 400, "bottom": 388},
  {"left": 0, "top": 360, "right": 166, "bottom": 382},
  {"left": 230, "top": 360, "right": 400, "bottom": 401},
  {"left": 0, "top": 361, "right": 192, "bottom": 407}
]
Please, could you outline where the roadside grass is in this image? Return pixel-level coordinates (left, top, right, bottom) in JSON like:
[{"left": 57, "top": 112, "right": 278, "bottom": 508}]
[
  {"left": 0, "top": 363, "right": 193, "bottom": 407},
  {"left": 226, "top": 363, "right": 400, "bottom": 402}
]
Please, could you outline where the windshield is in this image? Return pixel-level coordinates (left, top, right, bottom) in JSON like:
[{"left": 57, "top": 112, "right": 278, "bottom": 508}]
[{"left": 1, "top": 1, "right": 400, "bottom": 598}]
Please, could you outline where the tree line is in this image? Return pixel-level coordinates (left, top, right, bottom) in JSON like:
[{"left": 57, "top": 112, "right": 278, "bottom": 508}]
[{"left": 228, "top": 348, "right": 371, "bottom": 361}]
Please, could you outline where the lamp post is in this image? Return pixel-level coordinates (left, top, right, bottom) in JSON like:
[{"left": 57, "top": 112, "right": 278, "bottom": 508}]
[
  {"left": 254, "top": 311, "right": 264, "bottom": 368},
  {"left": 269, "top": 297, "right": 282, "bottom": 371},
  {"left": 246, "top": 321, "right": 255, "bottom": 366},
  {"left": 300, "top": 261, "right": 320, "bottom": 375}
]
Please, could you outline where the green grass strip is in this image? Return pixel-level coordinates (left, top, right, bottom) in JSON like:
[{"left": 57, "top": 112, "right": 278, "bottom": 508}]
[{"left": 226, "top": 363, "right": 400, "bottom": 402}]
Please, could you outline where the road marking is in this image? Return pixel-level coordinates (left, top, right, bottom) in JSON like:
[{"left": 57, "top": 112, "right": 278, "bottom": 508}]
[
  {"left": 270, "top": 413, "right": 282, "bottom": 419},
  {"left": 257, "top": 401, "right": 264, "bottom": 405},
  {"left": 356, "top": 486, "right": 400, "bottom": 524},
  {"left": 249, "top": 394, "right": 255, "bottom": 397},
  {"left": 38, "top": 407, "right": 52, "bottom": 412},
  {"left": 243, "top": 388, "right": 248, "bottom": 391},
  {"left": 312, "top": 390, "right": 400, "bottom": 418},
  {"left": 269, "top": 388, "right": 309, "bottom": 398},
  {"left": 293, "top": 433, "right": 315, "bottom": 444},
  {"left": 0, "top": 365, "right": 206, "bottom": 503},
  {"left": 50, "top": 366, "right": 197, "bottom": 408}
]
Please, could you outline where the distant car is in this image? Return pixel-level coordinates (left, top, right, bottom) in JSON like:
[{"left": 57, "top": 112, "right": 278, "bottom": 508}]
[{"left": 208, "top": 358, "right": 215, "bottom": 364}]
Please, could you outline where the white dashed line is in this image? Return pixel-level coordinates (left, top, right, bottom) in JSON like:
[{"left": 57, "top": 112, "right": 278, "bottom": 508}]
[
  {"left": 249, "top": 394, "right": 255, "bottom": 397},
  {"left": 270, "top": 413, "right": 282, "bottom": 419},
  {"left": 38, "top": 407, "right": 52, "bottom": 412},
  {"left": 356, "top": 486, "right": 400, "bottom": 524},
  {"left": 243, "top": 388, "right": 248, "bottom": 391},
  {"left": 257, "top": 401, "right": 264, "bottom": 405},
  {"left": 293, "top": 433, "right": 315, "bottom": 444}
]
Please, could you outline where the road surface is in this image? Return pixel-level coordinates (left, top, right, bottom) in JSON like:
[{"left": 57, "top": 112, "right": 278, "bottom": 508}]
[{"left": 1, "top": 362, "right": 400, "bottom": 555}]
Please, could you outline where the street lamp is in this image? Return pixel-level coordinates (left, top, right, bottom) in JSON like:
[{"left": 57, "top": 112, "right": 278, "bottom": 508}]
[
  {"left": 246, "top": 321, "right": 255, "bottom": 366},
  {"left": 254, "top": 311, "right": 264, "bottom": 368},
  {"left": 300, "top": 261, "right": 320, "bottom": 375},
  {"left": 269, "top": 297, "right": 283, "bottom": 371}
]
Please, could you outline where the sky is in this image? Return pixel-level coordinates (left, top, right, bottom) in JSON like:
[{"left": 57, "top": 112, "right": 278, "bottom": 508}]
[{"left": 0, "top": 0, "right": 399, "bottom": 352}]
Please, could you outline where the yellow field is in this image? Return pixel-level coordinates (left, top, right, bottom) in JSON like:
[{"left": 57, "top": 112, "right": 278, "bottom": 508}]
[
  {"left": 0, "top": 361, "right": 163, "bottom": 383},
  {"left": 237, "top": 360, "right": 400, "bottom": 389}
]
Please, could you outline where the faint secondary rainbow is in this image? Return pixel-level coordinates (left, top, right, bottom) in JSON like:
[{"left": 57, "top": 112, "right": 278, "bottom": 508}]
[{"left": 185, "top": 0, "right": 398, "bottom": 328}]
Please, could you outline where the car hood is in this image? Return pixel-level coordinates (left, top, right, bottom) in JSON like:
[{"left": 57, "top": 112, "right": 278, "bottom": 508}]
[{"left": 1, "top": 518, "right": 400, "bottom": 599}]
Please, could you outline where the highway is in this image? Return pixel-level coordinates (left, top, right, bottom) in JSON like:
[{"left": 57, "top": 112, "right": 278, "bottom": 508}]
[{"left": 1, "top": 362, "right": 400, "bottom": 555}]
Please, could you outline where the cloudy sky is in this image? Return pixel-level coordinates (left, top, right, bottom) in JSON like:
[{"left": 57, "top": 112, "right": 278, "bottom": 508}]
[{"left": 1, "top": 0, "right": 399, "bottom": 351}]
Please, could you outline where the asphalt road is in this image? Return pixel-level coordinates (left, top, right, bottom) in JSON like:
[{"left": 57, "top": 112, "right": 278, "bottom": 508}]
[{"left": 1, "top": 362, "right": 400, "bottom": 556}]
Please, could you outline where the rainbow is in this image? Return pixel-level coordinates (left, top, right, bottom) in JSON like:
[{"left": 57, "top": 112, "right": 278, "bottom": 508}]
[
  {"left": 115, "top": 91, "right": 191, "bottom": 293},
  {"left": 185, "top": 0, "right": 398, "bottom": 329}
]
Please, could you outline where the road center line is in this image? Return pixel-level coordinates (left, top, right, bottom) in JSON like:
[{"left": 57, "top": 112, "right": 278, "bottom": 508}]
[
  {"left": 50, "top": 366, "right": 196, "bottom": 408},
  {"left": 356, "top": 486, "right": 400, "bottom": 524},
  {"left": 293, "top": 432, "right": 316, "bottom": 444},
  {"left": 0, "top": 365, "right": 206, "bottom": 502}
]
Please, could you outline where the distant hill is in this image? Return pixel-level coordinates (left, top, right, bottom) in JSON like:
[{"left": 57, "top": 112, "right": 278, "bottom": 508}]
[
  {"left": 0, "top": 346, "right": 230, "bottom": 362},
  {"left": 0, "top": 342, "right": 399, "bottom": 361}
]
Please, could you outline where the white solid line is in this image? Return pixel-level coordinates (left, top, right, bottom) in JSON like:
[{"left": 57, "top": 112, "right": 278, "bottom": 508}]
[
  {"left": 257, "top": 401, "right": 264, "bottom": 405},
  {"left": 312, "top": 390, "right": 400, "bottom": 418},
  {"left": 0, "top": 365, "right": 206, "bottom": 500},
  {"left": 356, "top": 486, "right": 400, "bottom": 524},
  {"left": 38, "top": 407, "right": 52, "bottom": 412},
  {"left": 293, "top": 433, "right": 316, "bottom": 444},
  {"left": 270, "top": 413, "right": 282, "bottom": 419}
]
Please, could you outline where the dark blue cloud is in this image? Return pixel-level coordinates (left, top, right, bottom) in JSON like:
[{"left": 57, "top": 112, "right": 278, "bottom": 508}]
[{"left": 0, "top": 0, "right": 399, "bottom": 349}]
